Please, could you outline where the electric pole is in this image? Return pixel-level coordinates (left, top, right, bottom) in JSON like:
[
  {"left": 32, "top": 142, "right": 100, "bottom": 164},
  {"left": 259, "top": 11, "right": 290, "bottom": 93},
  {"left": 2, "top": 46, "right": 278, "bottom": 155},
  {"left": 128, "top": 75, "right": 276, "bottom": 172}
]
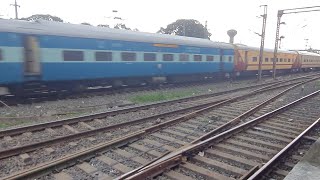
[
  {"left": 258, "top": 5, "right": 267, "bottom": 81},
  {"left": 272, "top": 5, "right": 320, "bottom": 79},
  {"left": 10, "top": 0, "right": 20, "bottom": 19},
  {"left": 272, "top": 10, "right": 283, "bottom": 79}
]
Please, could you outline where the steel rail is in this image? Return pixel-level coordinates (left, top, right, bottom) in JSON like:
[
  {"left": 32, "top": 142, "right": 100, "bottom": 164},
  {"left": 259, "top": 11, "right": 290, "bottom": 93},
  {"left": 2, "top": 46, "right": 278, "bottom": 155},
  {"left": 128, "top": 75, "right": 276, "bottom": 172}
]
[
  {"left": 0, "top": 76, "right": 310, "bottom": 180},
  {"left": 0, "top": 78, "right": 308, "bottom": 160},
  {"left": 0, "top": 76, "right": 300, "bottom": 138},
  {"left": 190, "top": 77, "right": 317, "bottom": 144},
  {"left": 122, "top": 89, "right": 320, "bottom": 180},
  {"left": 247, "top": 117, "right": 320, "bottom": 180},
  {"left": 117, "top": 77, "right": 319, "bottom": 179}
]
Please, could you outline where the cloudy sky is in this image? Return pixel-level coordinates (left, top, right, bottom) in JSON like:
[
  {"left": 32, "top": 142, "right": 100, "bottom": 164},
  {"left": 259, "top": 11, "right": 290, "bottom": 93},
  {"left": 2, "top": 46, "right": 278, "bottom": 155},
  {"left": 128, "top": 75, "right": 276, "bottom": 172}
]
[{"left": 0, "top": 0, "right": 319, "bottom": 50}]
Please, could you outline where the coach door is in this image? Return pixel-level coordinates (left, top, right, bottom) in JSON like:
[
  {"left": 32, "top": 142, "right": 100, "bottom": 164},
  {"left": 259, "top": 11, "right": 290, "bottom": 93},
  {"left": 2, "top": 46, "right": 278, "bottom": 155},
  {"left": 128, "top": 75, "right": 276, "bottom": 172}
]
[
  {"left": 219, "top": 49, "right": 224, "bottom": 73},
  {"left": 24, "top": 36, "right": 41, "bottom": 75}
]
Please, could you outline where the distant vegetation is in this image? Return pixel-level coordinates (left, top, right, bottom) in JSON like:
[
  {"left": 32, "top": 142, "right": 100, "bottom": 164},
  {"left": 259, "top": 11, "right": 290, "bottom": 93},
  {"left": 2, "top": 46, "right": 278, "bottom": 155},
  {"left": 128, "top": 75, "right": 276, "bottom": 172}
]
[
  {"left": 20, "top": 14, "right": 138, "bottom": 31},
  {"left": 158, "top": 19, "right": 212, "bottom": 39},
  {"left": 19, "top": 15, "right": 210, "bottom": 38},
  {"left": 130, "top": 90, "right": 197, "bottom": 104},
  {"left": 20, "top": 14, "right": 63, "bottom": 22}
]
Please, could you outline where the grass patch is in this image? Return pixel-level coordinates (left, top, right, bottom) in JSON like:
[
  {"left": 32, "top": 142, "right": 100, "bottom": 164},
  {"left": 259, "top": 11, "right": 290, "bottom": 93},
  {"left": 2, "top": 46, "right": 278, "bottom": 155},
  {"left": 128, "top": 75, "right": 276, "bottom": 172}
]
[
  {"left": 0, "top": 119, "right": 31, "bottom": 129},
  {"left": 130, "top": 90, "right": 197, "bottom": 104},
  {"left": 0, "top": 123, "right": 10, "bottom": 129}
]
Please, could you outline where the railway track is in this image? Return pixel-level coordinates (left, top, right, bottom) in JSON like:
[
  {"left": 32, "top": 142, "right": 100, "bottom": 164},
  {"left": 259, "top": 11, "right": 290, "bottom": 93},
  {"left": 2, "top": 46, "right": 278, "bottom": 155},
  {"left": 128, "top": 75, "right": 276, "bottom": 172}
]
[
  {"left": 247, "top": 117, "right": 320, "bottom": 180},
  {"left": 122, "top": 90, "right": 320, "bottom": 180},
  {"left": 0, "top": 72, "right": 317, "bottom": 107},
  {"left": 0, "top": 76, "right": 319, "bottom": 179}
]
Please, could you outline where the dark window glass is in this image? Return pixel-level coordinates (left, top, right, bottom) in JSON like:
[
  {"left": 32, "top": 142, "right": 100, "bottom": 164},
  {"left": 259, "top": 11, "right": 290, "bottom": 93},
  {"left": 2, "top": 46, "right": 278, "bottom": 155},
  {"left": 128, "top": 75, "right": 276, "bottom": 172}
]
[
  {"left": 284, "top": 58, "right": 287, "bottom": 62},
  {"left": 163, "top": 54, "right": 174, "bottom": 61},
  {"left": 95, "top": 52, "right": 112, "bottom": 61},
  {"left": 271, "top": 58, "right": 275, "bottom": 62},
  {"left": 179, "top": 54, "right": 189, "bottom": 61},
  {"left": 144, "top": 53, "right": 156, "bottom": 61},
  {"left": 228, "top": 56, "right": 232, "bottom": 62},
  {"left": 252, "top": 57, "right": 258, "bottom": 62},
  {"left": 0, "top": 49, "right": 2, "bottom": 61},
  {"left": 122, "top": 52, "right": 136, "bottom": 61},
  {"left": 288, "top": 59, "right": 291, "bottom": 62},
  {"left": 276, "top": 58, "right": 279, "bottom": 62},
  {"left": 206, "top": 55, "right": 214, "bottom": 61},
  {"left": 194, "top": 55, "right": 202, "bottom": 61},
  {"left": 280, "top": 58, "right": 283, "bottom": 62},
  {"left": 63, "top": 51, "right": 84, "bottom": 61},
  {"left": 265, "top": 58, "right": 269, "bottom": 62}
]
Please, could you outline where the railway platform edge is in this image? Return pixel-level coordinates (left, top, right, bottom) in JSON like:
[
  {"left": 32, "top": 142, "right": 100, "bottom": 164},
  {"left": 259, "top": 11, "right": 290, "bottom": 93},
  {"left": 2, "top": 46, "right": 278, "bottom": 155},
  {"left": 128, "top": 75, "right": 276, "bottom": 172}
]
[{"left": 284, "top": 137, "right": 320, "bottom": 180}]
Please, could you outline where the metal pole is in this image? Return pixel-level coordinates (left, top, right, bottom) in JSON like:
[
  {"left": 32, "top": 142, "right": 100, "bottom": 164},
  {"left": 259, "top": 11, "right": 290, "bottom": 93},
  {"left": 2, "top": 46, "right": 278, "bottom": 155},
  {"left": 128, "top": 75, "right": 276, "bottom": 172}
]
[
  {"left": 258, "top": 5, "right": 267, "bottom": 81},
  {"left": 272, "top": 10, "right": 283, "bottom": 79},
  {"left": 10, "top": 0, "right": 20, "bottom": 19}
]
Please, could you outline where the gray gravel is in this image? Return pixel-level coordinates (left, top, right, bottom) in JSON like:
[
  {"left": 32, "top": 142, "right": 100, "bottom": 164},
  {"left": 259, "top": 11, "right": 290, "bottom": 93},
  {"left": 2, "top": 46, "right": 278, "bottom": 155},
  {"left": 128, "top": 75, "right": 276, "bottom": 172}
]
[
  {"left": 104, "top": 150, "right": 141, "bottom": 169},
  {"left": 0, "top": 73, "right": 312, "bottom": 130},
  {"left": 0, "top": 73, "right": 319, "bottom": 179}
]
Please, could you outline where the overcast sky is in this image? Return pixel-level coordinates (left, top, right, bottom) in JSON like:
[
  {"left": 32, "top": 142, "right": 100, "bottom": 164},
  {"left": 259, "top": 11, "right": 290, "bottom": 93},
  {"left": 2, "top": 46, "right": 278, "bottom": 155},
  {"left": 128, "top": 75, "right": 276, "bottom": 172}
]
[{"left": 0, "top": 0, "right": 319, "bottom": 50}]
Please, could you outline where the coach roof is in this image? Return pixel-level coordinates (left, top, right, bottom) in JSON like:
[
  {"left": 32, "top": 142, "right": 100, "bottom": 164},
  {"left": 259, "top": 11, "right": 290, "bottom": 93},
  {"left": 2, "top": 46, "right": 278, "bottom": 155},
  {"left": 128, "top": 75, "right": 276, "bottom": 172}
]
[
  {"left": 234, "top": 44, "right": 297, "bottom": 54},
  {"left": 0, "top": 19, "right": 233, "bottom": 49}
]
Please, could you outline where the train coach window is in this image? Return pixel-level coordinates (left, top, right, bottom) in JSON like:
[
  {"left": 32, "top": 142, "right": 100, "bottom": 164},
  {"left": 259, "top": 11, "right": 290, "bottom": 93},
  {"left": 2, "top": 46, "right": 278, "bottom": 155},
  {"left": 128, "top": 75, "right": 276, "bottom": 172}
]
[
  {"left": 284, "top": 59, "right": 287, "bottom": 62},
  {"left": 122, "top": 52, "right": 136, "bottom": 61},
  {"left": 265, "top": 58, "right": 269, "bottom": 62},
  {"left": 252, "top": 57, "right": 257, "bottom": 62},
  {"left": 179, "top": 54, "right": 189, "bottom": 61},
  {"left": 95, "top": 52, "right": 112, "bottom": 61},
  {"left": 228, "top": 56, "right": 232, "bottom": 62},
  {"left": 144, "top": 53, "right": 156, "bottom": 61},
  {"left": 194, "top": 55, "right": 202, "bottom": 61},
  {"left": 280, "top": 58, "right": 283, "bottom": 62},
  {"left": 288, "top": 59, "right": 291, "bottom": 62},
  {"left": 206, "top": 55, "right": 214, "bottom": 61},
  {"left": 163, "top": 54, "right": 174, "bottom": 61},
  {"left": 0, "top": 49, "right": 2, "bottom": 61},
  {"left": 63, "top": 50, "right": 84, "bottom": 61}
]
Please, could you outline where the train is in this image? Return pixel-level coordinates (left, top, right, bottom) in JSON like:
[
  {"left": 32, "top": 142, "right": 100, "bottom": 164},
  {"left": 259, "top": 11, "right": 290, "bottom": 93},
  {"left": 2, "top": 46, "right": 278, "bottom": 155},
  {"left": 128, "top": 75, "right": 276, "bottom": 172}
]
[{"left": 0, "top": 19, "right": 320, "bottom": 95}]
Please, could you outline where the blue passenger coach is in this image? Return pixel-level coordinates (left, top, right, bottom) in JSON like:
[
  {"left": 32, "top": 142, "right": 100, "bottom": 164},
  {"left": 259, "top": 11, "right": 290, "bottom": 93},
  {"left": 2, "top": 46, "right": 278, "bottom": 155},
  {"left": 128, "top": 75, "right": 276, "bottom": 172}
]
[{"left": 0, "top": 19, "right": 234, "bottom": 93}]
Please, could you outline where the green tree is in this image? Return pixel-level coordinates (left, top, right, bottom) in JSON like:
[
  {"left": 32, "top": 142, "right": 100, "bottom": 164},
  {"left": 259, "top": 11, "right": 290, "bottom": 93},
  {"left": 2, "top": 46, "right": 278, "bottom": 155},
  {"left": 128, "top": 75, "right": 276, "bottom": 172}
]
[
  {"left": 158, "top": 19, "right": 211, "bottom": 39},
  {"left": 21, "top": 14, "right": 63, "bottom": 22}
]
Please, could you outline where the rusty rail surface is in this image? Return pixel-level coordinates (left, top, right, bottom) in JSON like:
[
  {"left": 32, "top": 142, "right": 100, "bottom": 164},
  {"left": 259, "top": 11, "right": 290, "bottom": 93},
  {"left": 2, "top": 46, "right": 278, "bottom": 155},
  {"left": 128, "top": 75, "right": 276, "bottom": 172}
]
[
  {"left": 1, "top": 76, "right": 319, "bottom": 180},
  {"left": 247, "top": 117, "right": 320, "bottom": 180},
  {"left": 0, "top": 77, "right": 291, "bottom": 138},
  {"left": 121, "top": 89, "right": 320, "bottom": 179},
  {"left": 0, "top": 77, "right": 311, "bottom": 160}
]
